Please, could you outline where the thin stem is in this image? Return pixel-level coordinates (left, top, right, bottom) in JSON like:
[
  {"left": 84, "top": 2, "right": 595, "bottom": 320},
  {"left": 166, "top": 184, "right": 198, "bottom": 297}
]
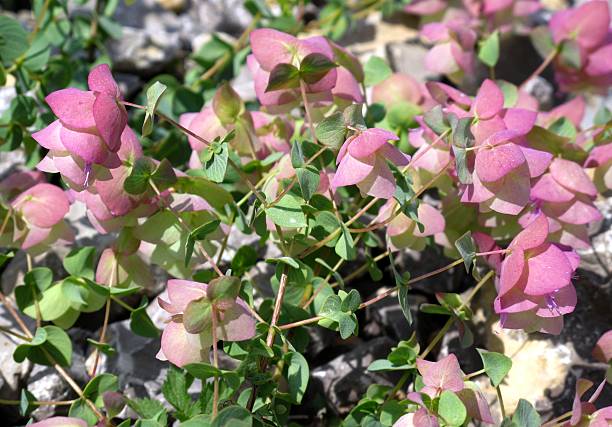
[
  {"left": 0, "top": 210, "right": 11, "bottom": 236},
  {"left": 0, "top": 325, "right": 30, "bottom": 341},
  {"left": 90, "top": 258, "right": 118, "bottom": 377},
  {"left": 496, "top": 386, "right": 506, "bottom": 419},
  {"left": 110, "top": 296, "right": 135, "bottom": 312},
  {"left": 0, "top": 398, "right": 76, "bottom": 406},
  {"left": 519, "top": 45, "right": 559, "bottom": 91},
  {"left": 384, "top": 371, "right": 411, "bottom": 403},
  {"left": 420, "top": 317, "right": 453, "bottom": 359},
  {"left": 299, "top": 81, "right": 318, "bottom": 144},
  {"left": 267, "top": 271, "right": 288, "bottom": 347},
  {"left": 542, "top": 411, "right": 572, "bottom": 427},
  {"left": 0, "top": 292, "right": 33, "bottom": 339},
  {"left": 464, "top": 368, "right": 486, "bottom": 380},
  {"left": 25, "top": 253, "right": 42, "bottom": 328},
  {"left": 211, "top": 307, "right": 220, "bottom": 419},
  {"left": 30, "top": 0, "right": 51, "bottom": 42}
]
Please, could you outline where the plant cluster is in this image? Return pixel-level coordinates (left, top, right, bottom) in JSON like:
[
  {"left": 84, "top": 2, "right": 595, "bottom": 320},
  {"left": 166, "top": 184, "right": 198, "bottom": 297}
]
[{"left": 0, "top": 0, "right": 610, "bottom": 426}]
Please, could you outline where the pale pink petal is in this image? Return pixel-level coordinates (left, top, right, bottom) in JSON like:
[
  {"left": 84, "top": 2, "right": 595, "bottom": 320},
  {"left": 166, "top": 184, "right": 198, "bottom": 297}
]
[
  {"left": 32, "top": 120, "right": 65, "bottom": 151},
  {"left": 416, "top": 354, "right": 464, "bottom": 392},
  {"left": 217, "top": 299, "right": 257, "bottom": 342},
  {"left": 379, "top": 143, "right": 410, "bottom": 166},
  {"left": 535, "top": 284, "right": 576, "bottom": 317},
  {"left": 457, "top": 388, "right": 495, "bottom": 424},
  {"left": 166, "top": 279, "right": 208, "bottom": 313},
  {"left": 93, "top": 92, "right": 127, "bottom": 151},
  {"left": 503, "top": 108, "right": 536, "bottom": 135},
  {"left": 357, "top": 158, "right": 396, "bottom": 199},
  {"left": 543, "top": 198, "right": 603, "bottom": 225},
  {"left": 30, "top": 416, "right": 88, "bottom": 427},
  {"left": 348, "top": 128, "right": 399, "bottom": 159},
  {"left": 333, "top": 67, "right": 364, "bottom": 103},
  {"left": 523, "top": 244, "right": 572, "bottom": 295},
  {"left": 475, "top": 143, "right": 526, "bottom": 183},
  {"left": 331, "top": 153, "right": 375, "bottom": 188},
  {"left": 593, "top": 330, "right": 612, "bottom": 363},
  {"left": 159, "top": 320, "right": 211, "bottom": 367},
  {"left": 499, "top": 247, "right": 525, "bottom": 296},
  {"left": 46, "top": 88, "right": 96, "bottom": 131},
  {"left": 550, "top": 158, "right": 597, "bottom": 197},
  {"left": 59, "top": 127, "right": 110, "bottom": 164},
  {"left": 414, "top": 203, "right": 445, "bottom": 237},
  {"left": 519, "top": 146, "right": 552, "bottom": 178},
  {"left": 512, "top": 213, "right": 549, "bottom": 250},
  {"left": 531, "top": 173, "right": 575, "bottom": 202},
  {"left": 249, "top": 29, "right": 297, "bottom": 71},
  {"left": 550, "top": 1, "right": 610, "bottom": 50},
  {"left": 484, "top": 167, "right": 531, "bottom": 215},
  {"left": 473, "top": 79, "right": 503, "bottom": 120},
  {"left": 12, "top": 183, "right": 69, "bottom": 228},
  {"left": 425, "top": 43, "right": 459, "bottom": 75},
  {"left": 88, "top": 63, "right": 120, "bottom": 97}
]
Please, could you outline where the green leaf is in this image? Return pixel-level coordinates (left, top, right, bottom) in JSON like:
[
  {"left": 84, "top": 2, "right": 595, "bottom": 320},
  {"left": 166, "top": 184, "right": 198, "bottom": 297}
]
[
  {"left": 19, "top": 389, "right": 35, "bottom": 417},
  {"left": 128, "top": 398, "right": 166, "bottom": 419},
  {"left": 340, "top": 289, "right": 361, "bottom": 313},
  {"left": 438, "top": 390, "right": 467, "bottom": 427},
  {"left": 285, "top": 352, "right": 309, "bottom": 404},
  {"left": 202, "top": 142, "right": 229, "bottom": 183},
  {"left": 512, "top": 399, "right": 541, "bottom": 427},
  {"left": 24, "top": 267, "right": 53, "bottom": 292},
  {"left": 143, "top": 81, "right": 168, "bottom": 137},
  {"left": 183, "top": 362, "right": 222, "bottom": 380},
  {"left": 162, "top": 365, "right": 196, "bottom": 419},
  {"left": 559, "top": 40, "right": 581, "bottom": 69},
  {"left": 530, "top": 26, "right": 555, "bottom": 59},
  {"left": 183, "top": 297, "right": 212, "bottom": 334},
  {"left": 211, "top": 406, "right": 252, "bottom": 427},
  {"left": 23, "top": 36, "right": 50, "bottom": 72},
  {"left": 364, "top": 56, "right": 391, "bottom": 86},
  {"left": 124, "top": 158, "right": 154, "bottom": 195},
  {"left": 337, "top": 313, "right": 357, "bottom": 339},
  {"left": 130, "top": 298, "right": 160, "bottom": 338},
  {"left": 83, "top": 373, "right": 119, "bottom": 406},
  {"left": 266, "top": 193, "right": 307, "bottom": 228},
  {"left": 315, "top": 112, "right": 346, "bottom": 149},
  {"left": 63, "top": 247, "right": 96, "bottom": 280},
  {"left": 423, "top": 105, "right": 449, "bottom": 135},
  {"left": 151, "top": 159, "right": 178, "bottom": 191},
  {"left": 549, "top": 117, "right": 577, "bottom": 139},
  {"left": 478, "top": 31, "right": 500, "bottom": 67},
  {"left": 14, "top": 326, "right": 72, "bottom": 367},
  {"left": 291, "top": 139, "right": 306, "bottom": 168},
  {"left": 296, "top": 166, "right": 320, "bottom": 201},
  {"left": 208, "top": 275, "right": 241, "bottom": 301},
  {"left": 335, "top": 224, "right": 356, "bottom": 261},
  {"left": 299, "top": 52, "right": 337, "bottom": 84},
  {"left": 265, "top": 63, "right": 300, "bottom": 92},
  {"left": 398, "top": 285, "right": 412, "bottom": 325},
  {"left": 477, "top": 349, "right": 512, "bottom": 387},
  {"left": 69, "top": 398, "right": 98, "bottom": 426},
  {"left": 174, "top": 176, "right": 233, "bottom": 212},
  {"left": 498, "top": 80, "right": 518, "bottom": 108},
  {"left": 87, "top": 338, "right": 117, "bottom": 357},
  {"left": 455, "top": 231, "right": 477, "bottom": 273},
  {"left": 231, "top": 246, "right": 258, "bottom": 276},
  {"left": 0, "top": 16, "right": 28, "bottom": 65},
  {"left": 185, "top": 219, "right": 221, "bottom": 266},
  {"left": 212, "top": 82, "right": 244, "bottom": 125}
]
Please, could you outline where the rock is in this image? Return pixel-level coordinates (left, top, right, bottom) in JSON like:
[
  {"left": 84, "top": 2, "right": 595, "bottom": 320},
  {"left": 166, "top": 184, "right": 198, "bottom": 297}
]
[
  {"left": 523, "top": 76, "right": 554, "bottom": 110},
  {"left": 115, "top": 72, "right": 143, "bottom": 99},
  {"left": 310, "top": 336, "right": 397, "bottom": 415},
  {"left": 108, "top": 26, "right": 183, "bottom": 75},
  {"left": 28, "top": 366, "right": 72, "bottom": 421},
  {"left": 364, "top": 290, "right": 427, "bottom": 342},
  {"left": 90, "top": 318, "right": 167, "bottom": 401},
  {"left": 386, "top": 40, "right": 439, "bottom": 83}
]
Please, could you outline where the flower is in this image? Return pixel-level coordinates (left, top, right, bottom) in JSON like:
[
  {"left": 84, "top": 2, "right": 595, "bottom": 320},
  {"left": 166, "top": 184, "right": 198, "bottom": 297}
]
[
  {"left": 332, "top": 128, "right": 410, "bottom": 199},
  {"left": 550, "top": 1, "right": 612, "bottom": 92},
  {"left": 157, "top": 279, "right": 256, "bottom": 367},
  {"left": 29, "top": 417, "right": 87, "bottom": 427},
  {"left": 495, "top": 214, "right": 579, "bottom": 334},
  {"left": 376, "top": 200, "right": 446, "bottom": 251},
  {"left": 1, "top": 182, "right": 73, "bottom": 253},
  {"left": 527, "top": 158, "right": 602, "bottom": 249},
  {"left": 592, "top": 330, "right": 612, "bottom": 363},
  {"left": 34, "top": 64, "right": 128, "bottom": 190}
]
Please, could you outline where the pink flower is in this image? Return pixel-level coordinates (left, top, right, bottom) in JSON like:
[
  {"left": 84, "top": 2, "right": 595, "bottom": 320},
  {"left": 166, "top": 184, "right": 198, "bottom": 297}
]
[
  {"left": 417, "top": 354, "right": 465, "bottom": 396},
  {"left": 461, "top": 80, "right": 551, "bottom": 215},
  {"left": 377, "top": 200, "right": 445, "bottom": 251},
  {"left": 35, "top": 65, "right": 127, "bottom": 189},
  {"left": 592, "top": 330, "right": 612, "bottom": 363},
  {"left": 251, "top": 111, "right": 292, "bottom": 156},
  {"left": 585, "top": 143, "right": 612, "bottom": 192},
  {"left": 0, "top": 182, "right": 73, "bottom": 253},
  {"left": 550, "top": 1, "right": 612, "bottom": 92},
  {"left": 403, "top": 0, "right": 446, "bottom": 15},
  {"left": 29, "top": 417, "right": 87, "bottom": 427},
  {"left": 495, "top": 214, "right": 579, "bottom": 334},
  {"left": 331, "top": 128, "right": 410, "bottom": 199},
  {"left": 527, "top": 158, "right": 602, "bottom": 249},
  {"left": 156, "top": 279, "right": 256, "bottom": 367},
  {"left": 372, "top": 73, "right": 425, "bottom": 108},
  {"left": 421, "top": 18, "right": 476, "bottom": 83}
]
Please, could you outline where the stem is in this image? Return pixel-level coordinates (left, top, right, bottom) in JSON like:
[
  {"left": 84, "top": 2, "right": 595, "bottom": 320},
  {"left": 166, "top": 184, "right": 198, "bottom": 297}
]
[
  {"left": 542, "top": 411, "right": 572, "bottom": 427},
  {"left": 0, "top": 325, "right": 30, "bottom": 341},
  {"left": 299, "top": 81, "right": 318, "bottom": 144},
  {"left": 384, "top": 371, "right": 411, "bottom": 403},
  {"left": 496, "top": 386, "right": 506, "bottom": 419},
  {"left": 420, "top": 317, "right": 453, "bottom": 359},
  {"left": 26, "top": 253, "right": 42, "bottom": 328},
  {"left": 90, "top": 258, "right": 117, "bottom": 377},
  {"left": 0, "top": 398, "right": 76, "bottom": 406},
  {"left": 519, "top": 45, "right": 559, "bottom": 91},
  {"left": 464, "top": 368, "right": 486, "bottom": 380},
  {"left": 30, "top": 0, "right": 51, "bottom": 42},
  {"left": 211, "top": 307, "right": 219, "bottom": 419},
  {"left": 267, "top": 271, "right": 288, "bottom": 347}
]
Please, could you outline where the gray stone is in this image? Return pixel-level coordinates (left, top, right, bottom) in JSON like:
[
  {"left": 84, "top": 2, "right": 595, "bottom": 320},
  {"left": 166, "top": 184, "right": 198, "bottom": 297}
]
[
  {"left": 364, "top": 290, "right": 426, "bottom": 342},
  {"left": 523, "top": 76, "right": 554, "bottom": 110},
  {"left": 310, "top": 336, "right": 397, "bottom": 415},
  {"left": 386, "top": 40, "right": 438, "bottom": 83},
  {"left": 28, "top": 366, "right": 72, "bottom": 421}
]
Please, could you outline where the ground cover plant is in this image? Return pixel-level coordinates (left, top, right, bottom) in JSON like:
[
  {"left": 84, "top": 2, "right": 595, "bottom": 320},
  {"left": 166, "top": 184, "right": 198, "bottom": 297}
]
[{"left": 0, "top": 0, "right": 610, "bottom": 425}]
